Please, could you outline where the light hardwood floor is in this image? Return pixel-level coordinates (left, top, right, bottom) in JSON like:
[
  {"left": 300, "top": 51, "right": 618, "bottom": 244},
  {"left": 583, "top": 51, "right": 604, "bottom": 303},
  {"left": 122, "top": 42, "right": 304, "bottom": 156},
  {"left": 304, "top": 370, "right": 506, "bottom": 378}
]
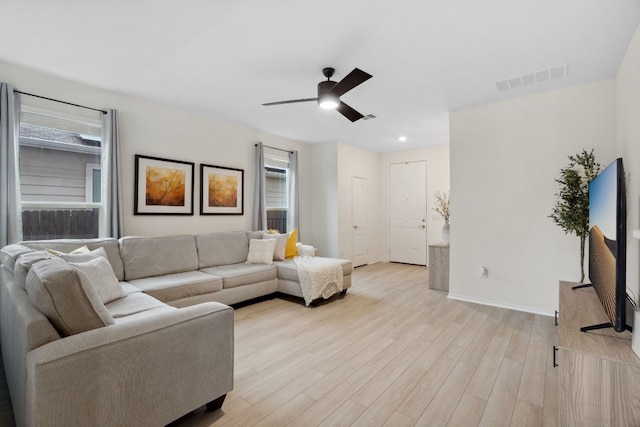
[{"left": 0, "top": 262, "right": 558, "bottom": 427}]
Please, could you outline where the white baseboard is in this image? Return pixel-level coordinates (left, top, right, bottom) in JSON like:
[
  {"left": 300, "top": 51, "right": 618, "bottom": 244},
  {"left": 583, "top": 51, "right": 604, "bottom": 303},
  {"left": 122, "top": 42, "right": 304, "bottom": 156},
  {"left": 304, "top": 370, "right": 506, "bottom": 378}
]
[{"left": 447, "top": 293, "right": 556, "bottom": 317}]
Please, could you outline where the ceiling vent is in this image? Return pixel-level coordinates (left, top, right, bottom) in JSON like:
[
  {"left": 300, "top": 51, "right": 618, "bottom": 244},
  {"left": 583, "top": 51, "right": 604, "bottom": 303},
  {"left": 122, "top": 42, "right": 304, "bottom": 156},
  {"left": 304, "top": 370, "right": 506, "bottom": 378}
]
[{"left": 496, "top": 65, "right": 567, "bottom": 92}]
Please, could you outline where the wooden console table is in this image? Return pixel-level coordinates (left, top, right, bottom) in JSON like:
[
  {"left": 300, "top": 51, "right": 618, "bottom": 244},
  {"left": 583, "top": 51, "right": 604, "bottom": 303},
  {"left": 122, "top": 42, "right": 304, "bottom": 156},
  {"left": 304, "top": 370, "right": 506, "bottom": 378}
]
[
  {"left": 428, "top": 243, "right": 449, "bottom": 292},
  {"left": 557, "top": 281, "right": 640, "bottom": 426}
]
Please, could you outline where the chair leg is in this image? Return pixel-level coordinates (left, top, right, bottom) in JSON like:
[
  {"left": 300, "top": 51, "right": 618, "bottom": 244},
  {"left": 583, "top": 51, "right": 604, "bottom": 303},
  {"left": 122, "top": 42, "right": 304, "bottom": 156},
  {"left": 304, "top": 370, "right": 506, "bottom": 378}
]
[{"left": 206, "top": 394, "right": 226, "bottom": 412}]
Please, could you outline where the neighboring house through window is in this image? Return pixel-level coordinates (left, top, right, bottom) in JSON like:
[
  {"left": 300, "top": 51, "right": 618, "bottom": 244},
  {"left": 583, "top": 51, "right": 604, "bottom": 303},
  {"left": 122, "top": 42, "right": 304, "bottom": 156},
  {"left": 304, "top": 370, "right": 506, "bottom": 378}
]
[{"left": 19, "top": 101, "right": 104, "bottom": 240}]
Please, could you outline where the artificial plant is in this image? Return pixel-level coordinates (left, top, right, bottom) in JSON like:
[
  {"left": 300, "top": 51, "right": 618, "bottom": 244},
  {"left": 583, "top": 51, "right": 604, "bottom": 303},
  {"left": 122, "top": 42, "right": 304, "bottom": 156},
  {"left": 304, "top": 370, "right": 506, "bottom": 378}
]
[{"left": 549, "top": 149, "right": 600, "bottom": 283}]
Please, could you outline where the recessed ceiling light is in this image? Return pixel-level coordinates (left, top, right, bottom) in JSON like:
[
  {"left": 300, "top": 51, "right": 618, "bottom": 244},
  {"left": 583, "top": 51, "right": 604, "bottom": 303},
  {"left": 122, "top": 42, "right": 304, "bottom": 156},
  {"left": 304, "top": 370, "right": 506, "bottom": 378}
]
[{"left": 398, "top": 136, "right": 407, "bottom": 142}]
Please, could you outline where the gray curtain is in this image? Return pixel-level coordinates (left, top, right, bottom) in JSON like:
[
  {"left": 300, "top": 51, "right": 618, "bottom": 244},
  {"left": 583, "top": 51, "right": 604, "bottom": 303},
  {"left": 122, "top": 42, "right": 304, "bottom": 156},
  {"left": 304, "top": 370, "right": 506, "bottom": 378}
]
[
  {"left": 0, "top": 83, "right": 22, "bottom": 246},
  {"left": 252, "top": 142, "right": 267, "bottom": 231},
  {"left": 101, "top": 109, "right": 124, "bottom": 238},
  {"left": 287, "top": 150, "right": 299, "bottom": 232}
]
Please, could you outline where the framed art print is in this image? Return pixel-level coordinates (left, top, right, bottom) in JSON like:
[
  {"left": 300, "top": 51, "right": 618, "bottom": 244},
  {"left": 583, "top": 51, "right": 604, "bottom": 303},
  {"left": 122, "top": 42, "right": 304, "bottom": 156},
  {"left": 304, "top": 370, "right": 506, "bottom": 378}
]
[
  {"left": 134, "top": 154, "right": 194, "bottom": 215},
  {"left": 200, "top": 164, "right": 244, "bottom": 215}
]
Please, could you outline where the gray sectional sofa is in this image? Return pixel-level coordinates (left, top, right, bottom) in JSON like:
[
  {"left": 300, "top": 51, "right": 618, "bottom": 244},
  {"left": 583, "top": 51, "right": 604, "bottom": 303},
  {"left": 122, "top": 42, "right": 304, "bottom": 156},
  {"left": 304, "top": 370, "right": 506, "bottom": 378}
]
[{"left": 0, "top": 231, "right": 352, "bottom": 426}]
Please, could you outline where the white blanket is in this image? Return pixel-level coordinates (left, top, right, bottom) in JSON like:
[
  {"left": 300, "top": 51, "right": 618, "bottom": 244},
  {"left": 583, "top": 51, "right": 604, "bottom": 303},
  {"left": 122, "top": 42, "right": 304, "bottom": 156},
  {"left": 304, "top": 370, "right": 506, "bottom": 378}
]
[{"left": 293, "top": 256, "right": 344, "bottom": 306}]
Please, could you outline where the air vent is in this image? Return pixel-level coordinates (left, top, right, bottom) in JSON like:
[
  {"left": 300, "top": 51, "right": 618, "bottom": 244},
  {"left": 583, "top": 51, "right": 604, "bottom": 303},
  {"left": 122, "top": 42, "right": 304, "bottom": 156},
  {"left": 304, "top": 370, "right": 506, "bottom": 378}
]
[
  {"left": 361, "top": 114, "right": 376, "bottom": 120},
  {"left": 496, "top": 65, "right": 567, "bottom": 92}
]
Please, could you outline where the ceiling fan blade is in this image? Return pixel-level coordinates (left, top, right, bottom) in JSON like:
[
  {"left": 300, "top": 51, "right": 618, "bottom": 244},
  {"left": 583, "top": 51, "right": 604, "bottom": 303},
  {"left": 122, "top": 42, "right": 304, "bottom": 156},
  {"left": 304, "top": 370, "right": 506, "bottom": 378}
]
[
  {"left": 329, "top": 68, "right": 372, "bottom": 98},
  {"left": 262, "top": 97, "right": 318, "bottom": 106},
  {"left": 336, "top": 101, "right": 365, "bottom": 122}
]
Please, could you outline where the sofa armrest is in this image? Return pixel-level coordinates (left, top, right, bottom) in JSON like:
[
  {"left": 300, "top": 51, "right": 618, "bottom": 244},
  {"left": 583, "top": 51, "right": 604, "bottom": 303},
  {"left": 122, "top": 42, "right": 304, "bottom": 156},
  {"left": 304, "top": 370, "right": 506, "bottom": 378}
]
[{"left": 25, "top": 302, "right": 234, "bottom": 427}]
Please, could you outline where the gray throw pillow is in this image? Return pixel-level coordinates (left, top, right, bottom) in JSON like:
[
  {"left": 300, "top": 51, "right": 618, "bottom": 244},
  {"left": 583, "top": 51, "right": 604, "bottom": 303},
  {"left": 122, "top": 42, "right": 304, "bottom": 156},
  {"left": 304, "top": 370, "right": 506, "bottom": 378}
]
[{"left": 26, "top": 257, "right": 114, "bottom": 337}]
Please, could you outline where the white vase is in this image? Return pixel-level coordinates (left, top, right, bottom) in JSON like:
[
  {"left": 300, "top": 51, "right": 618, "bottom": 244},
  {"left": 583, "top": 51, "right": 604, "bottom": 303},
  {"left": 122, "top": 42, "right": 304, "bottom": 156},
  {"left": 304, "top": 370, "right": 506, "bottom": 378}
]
[{"left": 442, "top": 222, "right": 450, "bottom": 245}]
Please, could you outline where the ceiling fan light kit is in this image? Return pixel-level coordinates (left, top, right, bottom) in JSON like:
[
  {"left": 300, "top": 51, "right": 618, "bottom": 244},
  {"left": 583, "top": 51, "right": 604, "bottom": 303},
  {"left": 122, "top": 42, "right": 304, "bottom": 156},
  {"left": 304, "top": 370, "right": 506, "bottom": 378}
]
[{"left": 263, "top": 67, "right": 372, "bottom": 122}]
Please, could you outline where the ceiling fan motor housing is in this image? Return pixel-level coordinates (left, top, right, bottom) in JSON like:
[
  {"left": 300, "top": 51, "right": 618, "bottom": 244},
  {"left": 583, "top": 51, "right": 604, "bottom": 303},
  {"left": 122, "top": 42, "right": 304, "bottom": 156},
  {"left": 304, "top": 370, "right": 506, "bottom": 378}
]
[{"left": 317, "top": 80, "right": 339, "bottom": 108}]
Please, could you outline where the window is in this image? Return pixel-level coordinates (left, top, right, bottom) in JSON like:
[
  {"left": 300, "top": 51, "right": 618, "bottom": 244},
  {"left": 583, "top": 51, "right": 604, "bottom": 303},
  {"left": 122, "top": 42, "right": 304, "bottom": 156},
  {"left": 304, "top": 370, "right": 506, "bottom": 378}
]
[
  {"left": 264, "top": 153, "right": 290, "bottom": 233},
  {"left": 19, "top": 101, "right": 104, "bottom": 240}
]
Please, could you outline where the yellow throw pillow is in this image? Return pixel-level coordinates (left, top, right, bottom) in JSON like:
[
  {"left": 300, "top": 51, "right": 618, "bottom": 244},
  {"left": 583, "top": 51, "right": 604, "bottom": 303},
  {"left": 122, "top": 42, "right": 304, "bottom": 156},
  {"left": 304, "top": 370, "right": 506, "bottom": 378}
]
[{"left": 285, "top": 229, "right": 298, "bottom": 259}]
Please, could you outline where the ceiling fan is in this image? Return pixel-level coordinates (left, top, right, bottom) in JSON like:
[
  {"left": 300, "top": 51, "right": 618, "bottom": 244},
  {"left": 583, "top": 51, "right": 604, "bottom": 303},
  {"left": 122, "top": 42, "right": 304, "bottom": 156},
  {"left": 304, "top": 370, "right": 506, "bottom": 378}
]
[{"left": 262, "top": 67, "right": 372, "bottom": 122}]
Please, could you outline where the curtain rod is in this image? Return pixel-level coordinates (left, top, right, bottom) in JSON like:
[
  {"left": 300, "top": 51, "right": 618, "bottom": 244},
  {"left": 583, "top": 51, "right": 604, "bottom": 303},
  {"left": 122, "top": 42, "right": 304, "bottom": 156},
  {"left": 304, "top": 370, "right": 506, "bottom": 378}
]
[
  {"left": 255, "top": 143, "right": 293, "bottom": 154},
  {"left": 14, "top": 90, "right": 107, "bottom": 115}
]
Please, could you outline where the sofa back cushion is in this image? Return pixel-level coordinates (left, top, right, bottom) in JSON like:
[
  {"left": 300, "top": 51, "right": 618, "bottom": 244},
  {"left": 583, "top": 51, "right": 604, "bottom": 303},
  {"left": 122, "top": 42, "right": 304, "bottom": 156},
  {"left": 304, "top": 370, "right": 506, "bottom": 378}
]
[
  {"left": 25, "top": 257, "right": 114, "bottom": 337},
  {"left": 14, "top": 251, "right": 53, "bottom": 290},
  {"left": 0, "top": 244, "right": 33, "bottom": 272},
  {"left": 195, "top": 231, "right": 252, "bottom": 268},
  {"left": 22, "top": 238, "right": 125, "bottom": 281},
  {"left": 119, "top": 235, "right": 199, "bottom": 280}
]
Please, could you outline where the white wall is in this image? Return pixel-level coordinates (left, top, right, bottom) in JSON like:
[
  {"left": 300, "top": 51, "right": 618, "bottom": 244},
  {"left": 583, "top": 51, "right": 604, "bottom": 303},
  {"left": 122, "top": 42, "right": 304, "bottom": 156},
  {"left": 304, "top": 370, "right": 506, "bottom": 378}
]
[
  {"left": 617, "top": 22, "right": 640, "bottom": 304},
  {"left": 336, "top": 142, "right": 380, "bottom": 262},
  {"left": 310, "top": 143, "right": 339, "bottom": 256},
  {"left": 379, "top": 146, "right": 450, "bottom": 265},
  {"left": 0, "top": 61, "right": 313, "bottom": 242},
  {"left": 449, "top": 80, "right": 617, "bottom": 315}
]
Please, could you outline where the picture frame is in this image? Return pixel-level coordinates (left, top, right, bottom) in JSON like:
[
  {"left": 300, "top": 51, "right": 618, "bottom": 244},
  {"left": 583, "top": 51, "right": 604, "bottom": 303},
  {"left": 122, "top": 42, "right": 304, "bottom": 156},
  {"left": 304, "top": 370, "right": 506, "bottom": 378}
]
[
  {"left": 200, "top": 164, "right": 244, "bottom": 215},
  {"left": 134, "top": 154, "right": 194, "bottom": 215}
]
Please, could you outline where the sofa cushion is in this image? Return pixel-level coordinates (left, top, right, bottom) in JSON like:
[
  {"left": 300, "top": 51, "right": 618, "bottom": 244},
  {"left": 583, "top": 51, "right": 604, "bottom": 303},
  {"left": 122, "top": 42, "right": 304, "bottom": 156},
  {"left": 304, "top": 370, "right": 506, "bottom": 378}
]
[
  {"left": 105, "top": 292, "right": 170, "bottom": 319},
  {"left": 201, "top": 263, "right": 277, "bottom": 289},
  {"left": 120, "top": 281, "right": 143, "bottom": 294},
  {"left": 0, "top": 244, "right": 33, "bottom": 271},
  {"left": 68, "top": 256, "right": 127, "bottom": 304},
  {"left": 127, "top": 271, "right": 223, "bottom": 303},
  {"left": 22, "top": 238, "right": 125, "bottom": 281},
  {"left": 274, "top": 258, "right": 353, "bottom": 281},
  {"left": 120, "top": 235, "right": 198, "bottom": 280},
  {"left": 25, "top": 257, "right": 114, "bottom": 337},
  {"left": 263, "top": 233, "right": 288, "bottom": 261},
  {"left": 195, "top": 231, "right": 251, "bottom": 268},
  {"left": 246, "top": 239, "right": 277, "bottom": 265},
  {"left": 14, "top": 250, "right": 53, "bottom": 289}
]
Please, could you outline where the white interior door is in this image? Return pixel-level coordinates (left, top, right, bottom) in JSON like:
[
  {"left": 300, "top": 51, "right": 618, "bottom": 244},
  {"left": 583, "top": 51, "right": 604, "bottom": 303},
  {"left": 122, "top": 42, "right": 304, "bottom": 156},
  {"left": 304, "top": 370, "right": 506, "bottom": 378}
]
[
  {"left": 389, "top": 161, "right": 427, "bottom": 265},
  {"left": 352, "top": 176, "right": 369, "bottom": 267}
]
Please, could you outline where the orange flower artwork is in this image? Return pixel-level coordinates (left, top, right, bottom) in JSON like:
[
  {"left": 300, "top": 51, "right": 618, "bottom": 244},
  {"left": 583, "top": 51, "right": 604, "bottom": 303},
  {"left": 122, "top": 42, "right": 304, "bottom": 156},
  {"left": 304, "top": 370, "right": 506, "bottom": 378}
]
[
  {"left": 208, "top": 173, "right": 238, "bottom": 207},
  {"left": 145, "top": 166, "right": 186, "bottom": 206}
]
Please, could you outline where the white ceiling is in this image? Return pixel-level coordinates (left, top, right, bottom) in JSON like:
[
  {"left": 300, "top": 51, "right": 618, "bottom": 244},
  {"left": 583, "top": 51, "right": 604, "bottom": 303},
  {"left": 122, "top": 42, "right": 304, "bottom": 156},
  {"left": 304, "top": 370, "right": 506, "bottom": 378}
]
[{"left": 1, "top": 1, "right": 639, "bottom": 153}]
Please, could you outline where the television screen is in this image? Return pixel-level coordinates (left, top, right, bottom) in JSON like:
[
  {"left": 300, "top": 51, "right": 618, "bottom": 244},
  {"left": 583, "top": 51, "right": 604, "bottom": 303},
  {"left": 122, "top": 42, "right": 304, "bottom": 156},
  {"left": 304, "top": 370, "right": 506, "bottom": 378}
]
[{"left": 588, "top": 158, "right": 627, "bottom": 332}]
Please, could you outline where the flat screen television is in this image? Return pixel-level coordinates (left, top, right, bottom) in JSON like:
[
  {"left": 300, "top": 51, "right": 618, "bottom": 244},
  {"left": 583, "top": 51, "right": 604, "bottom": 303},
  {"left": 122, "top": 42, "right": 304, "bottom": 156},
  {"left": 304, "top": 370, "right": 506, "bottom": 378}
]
[{"left": 582, "top": 157, "right": 629, "bottom": 333}]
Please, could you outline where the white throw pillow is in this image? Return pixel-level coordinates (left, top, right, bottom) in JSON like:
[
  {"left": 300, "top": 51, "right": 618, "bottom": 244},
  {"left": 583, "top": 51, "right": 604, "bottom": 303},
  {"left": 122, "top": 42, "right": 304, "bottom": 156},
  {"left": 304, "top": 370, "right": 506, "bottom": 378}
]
[
  {"left": 46, "top": 245, "right": 90, "bottom": 256},
  {"left": 246, "top": 238, "right": 277, "bottom": 265},
  {"left": 68, "top": 256, "right": 126, "bottom": 304},
  {"left": 296, "top": 242, "right": 316, "bottom": 257},
  {"left": 58, "top": 246, "right": 106, "bottom": 263},
  {"left": 263, "top": 233, "right": 289, "bottom": 261}
]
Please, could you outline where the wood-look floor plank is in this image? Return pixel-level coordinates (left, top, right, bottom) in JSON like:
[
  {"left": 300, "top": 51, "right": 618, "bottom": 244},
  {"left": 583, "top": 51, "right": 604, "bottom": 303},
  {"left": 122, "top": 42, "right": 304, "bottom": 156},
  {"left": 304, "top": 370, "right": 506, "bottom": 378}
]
[
  {"left": 383, "top": 411, "right": 417, "bottom": 427},
  {"left": 317, "top": 399, "right": 367, "bottom": 427},
  {"left": 510, "top": 399, "right": 543, "bottom": 427},
  {"left": 446, "top": 393, "right": 486, "bottom": 427},
  {"left": 351, "top": 365, "right": 427, "bottom": 426},
  {"left": 397, "top": 344, "right": 467, "bottom": 419},
  {"left": 478, "top": 358, "right": 524, "bottom": 427},
  {"left": 287, "top": 365, "right": 379, "bottom": 427},
  {"left": 415, "top": 361, "right": 477, "bottom": 427}
]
